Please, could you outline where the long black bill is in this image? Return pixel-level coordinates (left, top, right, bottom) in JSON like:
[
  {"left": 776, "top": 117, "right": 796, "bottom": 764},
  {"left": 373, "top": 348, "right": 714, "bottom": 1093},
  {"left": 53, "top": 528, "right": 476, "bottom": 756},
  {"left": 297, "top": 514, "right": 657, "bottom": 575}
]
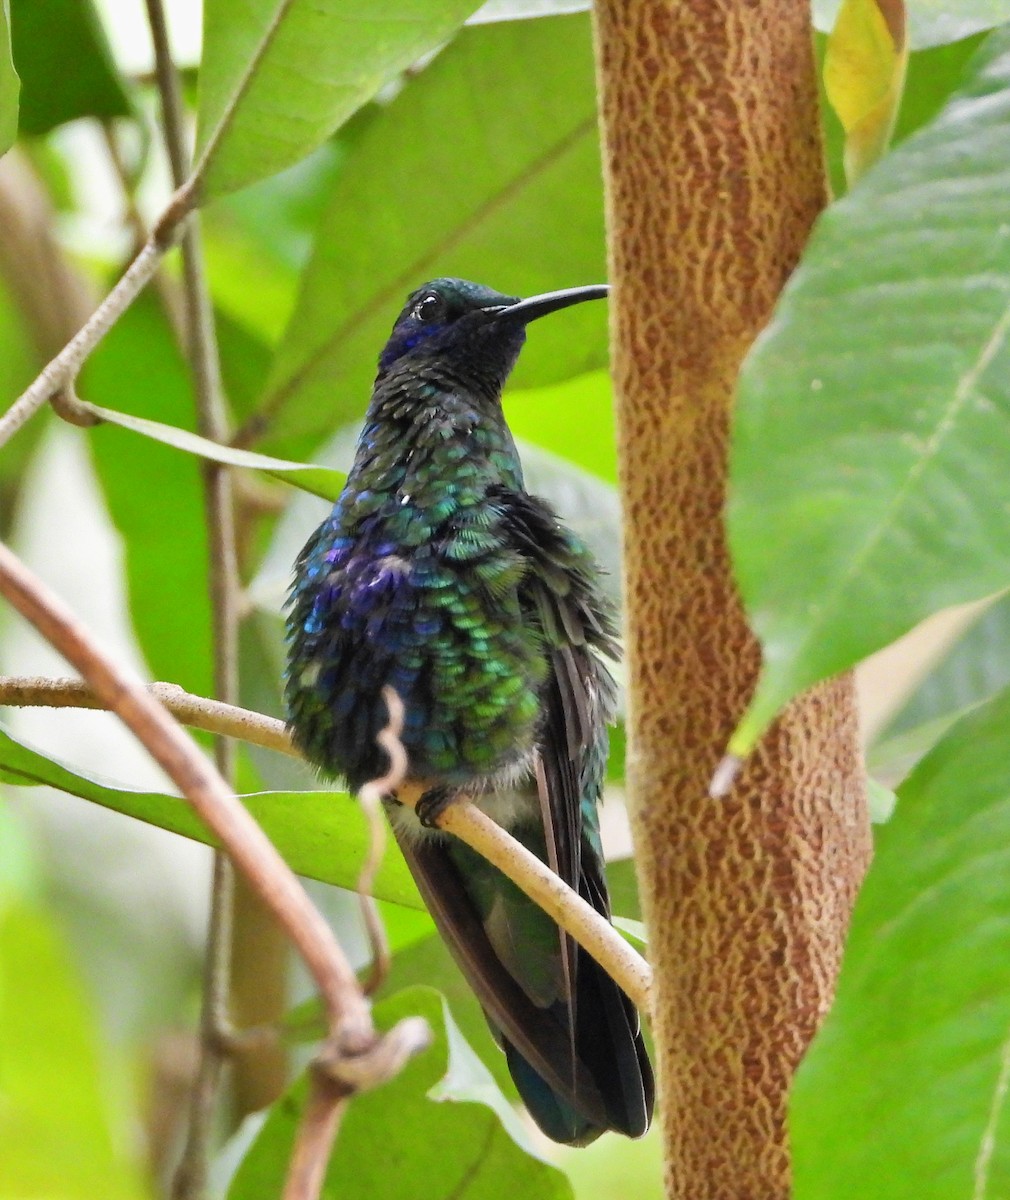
[{"left": 491, "top": 284, "right": 609, "bottom": 326}]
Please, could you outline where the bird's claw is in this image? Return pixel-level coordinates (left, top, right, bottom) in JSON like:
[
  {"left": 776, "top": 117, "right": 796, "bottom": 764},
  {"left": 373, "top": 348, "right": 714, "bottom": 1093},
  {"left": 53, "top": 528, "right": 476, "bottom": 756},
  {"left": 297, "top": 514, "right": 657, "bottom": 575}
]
[{"left": 416, "top": 785, "right": 455, "bottom": 828}]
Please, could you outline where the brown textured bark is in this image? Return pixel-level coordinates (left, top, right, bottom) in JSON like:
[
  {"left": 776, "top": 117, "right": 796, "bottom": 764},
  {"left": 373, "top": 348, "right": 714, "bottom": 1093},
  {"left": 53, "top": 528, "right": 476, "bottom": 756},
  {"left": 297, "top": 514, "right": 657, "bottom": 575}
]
[{"left": 591, "top": 3, "right": 872, "bottom": 1198}]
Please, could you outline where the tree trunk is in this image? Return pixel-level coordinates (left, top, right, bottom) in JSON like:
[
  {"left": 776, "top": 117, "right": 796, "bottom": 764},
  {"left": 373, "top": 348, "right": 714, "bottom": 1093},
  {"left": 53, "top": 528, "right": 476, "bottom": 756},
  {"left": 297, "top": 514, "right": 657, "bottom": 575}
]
[{"left": 591, "top": 3, "right": 872, "bottom": 1197}]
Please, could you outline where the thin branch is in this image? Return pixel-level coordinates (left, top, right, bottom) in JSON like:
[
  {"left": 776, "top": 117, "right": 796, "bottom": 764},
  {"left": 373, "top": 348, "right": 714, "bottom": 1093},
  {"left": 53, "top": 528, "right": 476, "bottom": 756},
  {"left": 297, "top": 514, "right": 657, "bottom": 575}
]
[
  {"left": 143, "top": 0, "right": 248, "bottom": 1188},
  {"left": 0, "top": 545, "right": 430, "bottom": 1200},
  {"left": 101, "top": 121, "right": 188, "bottom": 343},
  {"left": 0, "top": 201, "right": 190, "bottom": 451},
  {"left": 283, "top": 1011, "right": 430, "bottom": 1200},
  {"left": 283, "top": 1083, "right": 350, "bottom": 1200},
  {"left": 0, "top": 672, "right": 653, "bottom": 1014},
  {"left": 0, "top": 676, "right": 297, "bottom": 756},
  {"left": 143, "top": 0, "right": 237, "bottom": 759},
  {"left": 284, "top": 695, "right": 421, "bottom": 1196},
  {"left": 170, "top": 853, "right": 234, "bottom": 1200},
  {"left": 144, "top": 0, "right": 189, "bottom": 190},
  {"left": 399, "top": 780, "right": 652, "bottom": 1016},
  {"left": 50, "top": 379, "right": 103, "bottom": 428}
]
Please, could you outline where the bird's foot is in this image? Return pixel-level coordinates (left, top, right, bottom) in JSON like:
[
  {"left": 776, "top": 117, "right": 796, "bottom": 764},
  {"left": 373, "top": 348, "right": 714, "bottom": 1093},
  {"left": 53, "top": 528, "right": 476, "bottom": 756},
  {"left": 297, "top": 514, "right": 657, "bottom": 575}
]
[{"left": 415, "top": 785, "right": 457, "bottom": 829}]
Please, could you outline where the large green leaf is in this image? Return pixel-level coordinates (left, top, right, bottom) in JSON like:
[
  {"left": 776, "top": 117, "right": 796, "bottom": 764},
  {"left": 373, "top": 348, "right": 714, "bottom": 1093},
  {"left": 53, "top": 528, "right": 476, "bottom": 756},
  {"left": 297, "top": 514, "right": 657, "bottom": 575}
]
[
  {"left": 194, "top": 0, "right": 476, "bottom": 199},
  {"left": 468, "top": 0, "right": 590, "bottom": 20},
  {"left": 505, "top": 370, "right": 617, "bottom": 482},
  {"left": 728, "top": 27, "right": 1010, "bottom": 755},
  {"left": 814, "top": 0, "right": 1010, "bottom": 48},
  {"left": 252, "top": 14, "right": 605, "bottom": 457},
  {"left": 377, "top": 933, "right": 517, "bottom": 1095},
  {"left": 0, "top": 830, "right": 147, "bottom": 1200},
  {"left": 81, "top": 297, "right": 212, "bottom": 698},
  {"left": 9, "top": 0, "right": 129, "bottom": 135},
  {"left": 0, "top": 724, "right": 422, "bottom": 909},
  {"left": 0, "top": 0, "right": 18, "bottom": 154},
  {"left": 227, "top": 987, "right": 572, "bottom": 1200},
  {"left": 204, "top": 141, "right": 347, "bottom": 346},
  {"left": 792, "top": 686, "right": 1010, "bottom": 1199}
]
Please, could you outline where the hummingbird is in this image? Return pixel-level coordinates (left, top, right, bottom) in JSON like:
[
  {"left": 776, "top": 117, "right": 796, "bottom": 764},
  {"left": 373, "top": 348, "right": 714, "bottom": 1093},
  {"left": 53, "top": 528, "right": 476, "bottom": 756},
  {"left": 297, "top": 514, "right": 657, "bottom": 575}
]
[{"left": 284, "top": 277, "right": 653, "bottom": 1144}]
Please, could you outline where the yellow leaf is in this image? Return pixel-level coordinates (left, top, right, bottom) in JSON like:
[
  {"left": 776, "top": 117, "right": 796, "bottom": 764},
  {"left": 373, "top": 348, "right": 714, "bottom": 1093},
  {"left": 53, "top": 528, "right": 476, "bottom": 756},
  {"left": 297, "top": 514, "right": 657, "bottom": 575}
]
[{"left": 824, "top": 0, "right": 908, "bottom": 185}]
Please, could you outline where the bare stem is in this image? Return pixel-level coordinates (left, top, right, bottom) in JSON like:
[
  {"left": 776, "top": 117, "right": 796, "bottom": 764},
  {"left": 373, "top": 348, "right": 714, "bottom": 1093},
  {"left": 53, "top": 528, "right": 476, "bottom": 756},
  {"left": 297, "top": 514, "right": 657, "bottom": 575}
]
[
  {"left": 143, "top": 0, "right": 249, "bottom": 1187},
  {"left": 283, "top": 1084, "right": 350, "bottom": 1200},
  {"left": 170, "top": 854, "right": 234, "bottom": 1200},
  {"left": 0, "top": 226, "right": 185, "bottom": 450},
  {"left": 0, "top": 676, "right": 297, "bottom": 755},
  {"left": 101, "top": 121, "right": 187, "bottom": 343}
]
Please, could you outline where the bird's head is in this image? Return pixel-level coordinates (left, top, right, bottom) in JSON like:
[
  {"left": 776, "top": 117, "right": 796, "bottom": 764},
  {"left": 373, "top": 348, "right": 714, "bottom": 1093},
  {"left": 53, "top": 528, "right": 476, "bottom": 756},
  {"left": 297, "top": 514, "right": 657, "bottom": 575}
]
[{"left": 376, "top": 277, "right": 608, "bottom": 394}]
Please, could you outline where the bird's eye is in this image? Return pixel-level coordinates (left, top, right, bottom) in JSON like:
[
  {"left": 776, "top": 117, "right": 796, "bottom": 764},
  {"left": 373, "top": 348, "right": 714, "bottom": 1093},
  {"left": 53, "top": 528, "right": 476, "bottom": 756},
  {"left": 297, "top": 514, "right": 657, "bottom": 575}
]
[{"left": 414, "top": 293, "right": 444, "bottom": 323}]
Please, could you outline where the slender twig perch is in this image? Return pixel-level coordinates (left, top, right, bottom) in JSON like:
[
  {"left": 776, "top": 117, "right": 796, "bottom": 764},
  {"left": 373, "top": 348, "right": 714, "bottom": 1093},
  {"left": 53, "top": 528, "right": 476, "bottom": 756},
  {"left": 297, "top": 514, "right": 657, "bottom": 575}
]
[
  {"left": 0, "top": 676, "right": 298, "bottom": 754},
  {"left": 0, "top": 672, "right": 652, "bottom": 1014}
]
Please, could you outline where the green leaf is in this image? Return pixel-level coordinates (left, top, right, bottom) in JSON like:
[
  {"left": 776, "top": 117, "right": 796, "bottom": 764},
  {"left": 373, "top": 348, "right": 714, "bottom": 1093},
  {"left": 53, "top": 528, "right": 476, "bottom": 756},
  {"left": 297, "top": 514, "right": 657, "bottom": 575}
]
[
  {"left": 194, "top": 0, "right": 476, "bottom": 200},
  {"left": 0, "top": 0, "right": 18, "bottom": 154},
  {"left": 865, "top": 774, "right": 898, "bottom": 822},
  {"left": 505, "top": 370, "right": 617, "bottom": 482},
  {"left": 891, "top": 33, "right": 989, "bottom": 143},
  {"left": 0, "top": 892, "right": 147, "bottom": 1199},
  {"left": 868, "top": 706, "right": 972, "bottom": 784},
  {"left": 792, "top": 686, "right": 1010, "bottom": 1200},
  {"left": 611, "top": 915, "right": 648, "bottom": 945},
  {"left": 82, "top": 298, "right": 212, "bottom": 697},
  {"left": 814, "top": 0, "right": 1010, "bottom": 49},
  {"left": 0, "top": 724, "right": 422, "bottom": 909},
  {"left": 728, "top": 27, "right": 1010, "bottom": 755},
  {"left": 253, "top": 14, "right": 605, "bottom": 457},
  {"left": 227, "top": 987, "right": 572, "bottom": 1200},
  {"left": 377, "top": 933, "right": 518, "bottom": 1096},
  {"left": 204, "top": 141, "right": 348, "bottom": 346},
  {"left": 9, "top": 0, "right": 129, "bottom": 136},
  {"left": 84, "top": 400, "right": 345, "bottom": 501}
]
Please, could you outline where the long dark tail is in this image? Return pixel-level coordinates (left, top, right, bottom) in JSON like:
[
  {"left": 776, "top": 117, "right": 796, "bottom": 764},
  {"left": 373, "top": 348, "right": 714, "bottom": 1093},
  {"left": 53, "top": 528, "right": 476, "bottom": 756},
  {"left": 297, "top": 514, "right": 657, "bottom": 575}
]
[
  {"left": 504, "top": 849, "right": 653, "bottom": 1144},
  {"left": 396, "top": 829, "right": 654, "bottom": 1144}
]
